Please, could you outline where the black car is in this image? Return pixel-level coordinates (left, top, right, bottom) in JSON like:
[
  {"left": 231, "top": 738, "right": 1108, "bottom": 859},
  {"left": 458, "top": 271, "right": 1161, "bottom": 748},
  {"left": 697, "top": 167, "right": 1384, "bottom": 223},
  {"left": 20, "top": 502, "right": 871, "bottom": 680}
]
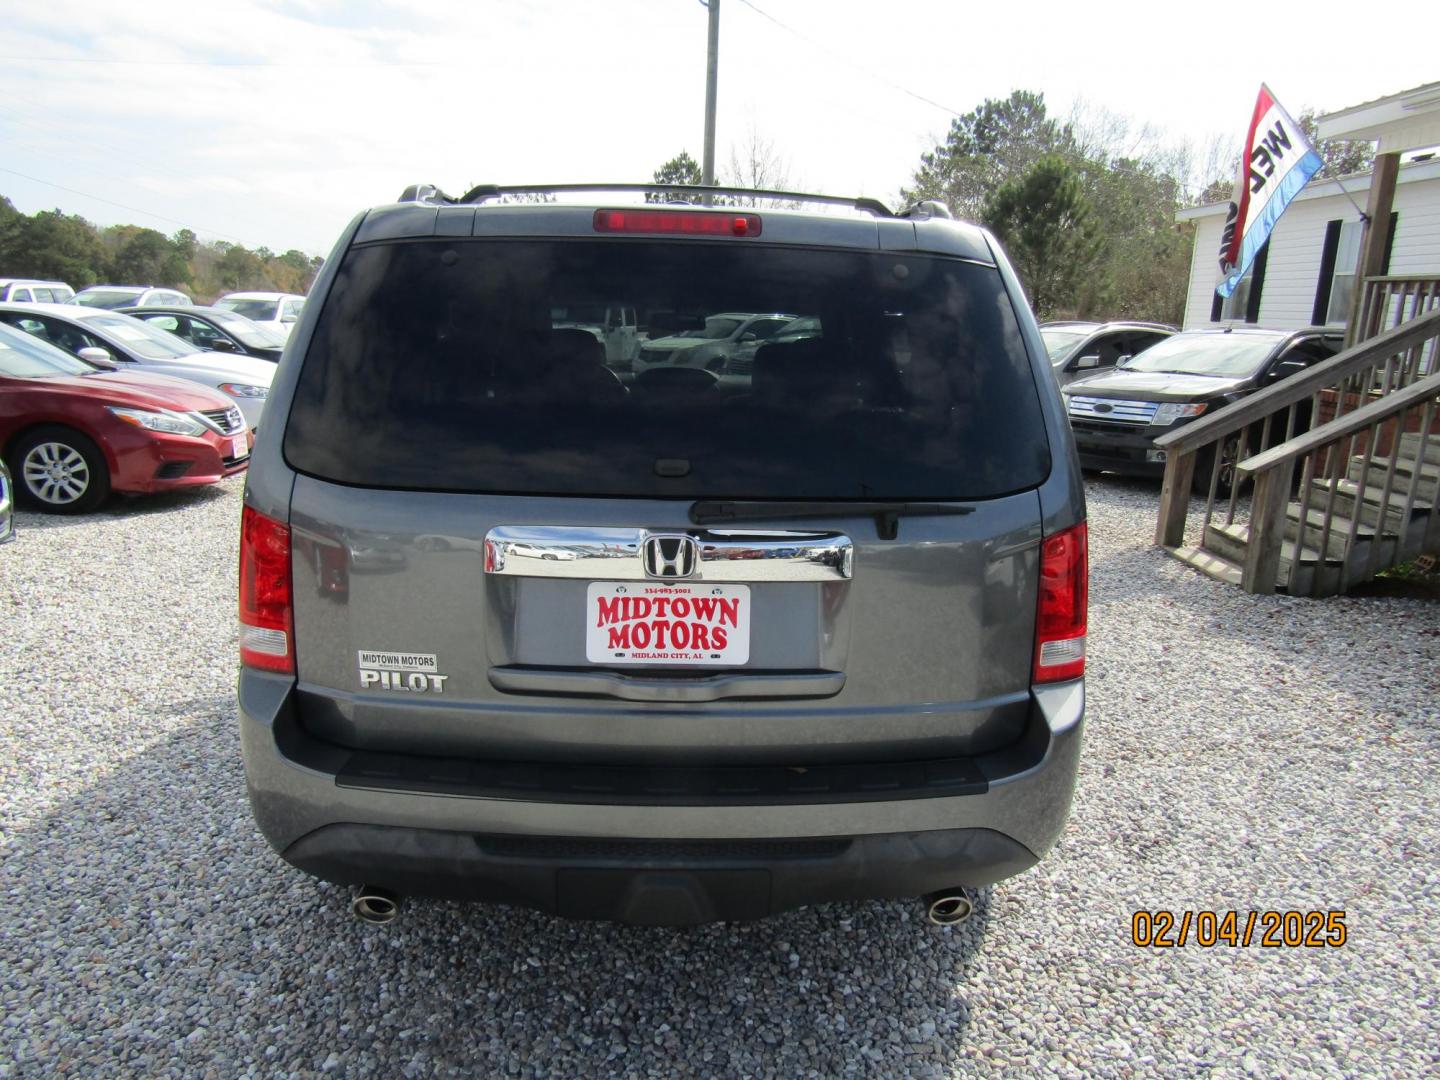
[
  {"left": 117, "top": 305, "right": 286, "bottom": 362},
  {"left": 1039, "top": 320, "right": 1176, "bottom": 387},
  {"left": 1062, "top": 325, "right": 1345, "bottom": 489}
]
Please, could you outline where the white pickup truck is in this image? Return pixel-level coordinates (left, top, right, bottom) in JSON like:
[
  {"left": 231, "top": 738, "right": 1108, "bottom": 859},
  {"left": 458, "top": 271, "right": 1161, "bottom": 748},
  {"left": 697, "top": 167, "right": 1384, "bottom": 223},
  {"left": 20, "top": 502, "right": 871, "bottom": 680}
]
[{"left": 550, "top": 304, "right": 641, "bottom": 369}]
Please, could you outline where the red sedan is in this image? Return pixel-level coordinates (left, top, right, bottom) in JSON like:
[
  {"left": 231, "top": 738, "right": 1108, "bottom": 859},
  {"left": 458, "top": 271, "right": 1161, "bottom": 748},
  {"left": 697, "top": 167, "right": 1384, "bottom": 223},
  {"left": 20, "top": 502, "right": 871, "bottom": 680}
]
[{"left": 0, "top": 321, "right": 250, "bottom": 513}]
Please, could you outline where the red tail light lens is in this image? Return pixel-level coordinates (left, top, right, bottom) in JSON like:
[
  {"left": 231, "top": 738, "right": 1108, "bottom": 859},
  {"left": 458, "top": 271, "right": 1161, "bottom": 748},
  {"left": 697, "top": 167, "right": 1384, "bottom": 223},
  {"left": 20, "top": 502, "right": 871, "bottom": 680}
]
[
  {"left": 1033, "top": 522, "right": 1088, "bottom": 683},
  {"left": 239, "top": 504, "right": 294, "bottom": 673},
  {"left": 593, "top": 209, "right": 761, "bottom": 237}
]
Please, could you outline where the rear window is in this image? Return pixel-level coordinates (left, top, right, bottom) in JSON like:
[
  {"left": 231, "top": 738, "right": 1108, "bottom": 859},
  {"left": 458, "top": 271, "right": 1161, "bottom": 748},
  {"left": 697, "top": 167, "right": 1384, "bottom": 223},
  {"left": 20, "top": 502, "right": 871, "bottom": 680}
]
[
  {"left": 217, "top": 298, "right": 279, "bottom": 321},
  {"left": 284, "top": 239, "right": 1050, "bottom": 499},
  {"left": 211, "top": 312, "right": 286, "bottom": 347},
  {"left": 74, "top": 289, "right": 141, "bottom": 309}
]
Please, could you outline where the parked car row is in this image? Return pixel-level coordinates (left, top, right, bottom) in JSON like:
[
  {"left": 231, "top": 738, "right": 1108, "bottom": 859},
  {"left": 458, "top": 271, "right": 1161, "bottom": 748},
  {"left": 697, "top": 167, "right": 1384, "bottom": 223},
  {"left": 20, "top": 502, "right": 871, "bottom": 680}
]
[
  {"left": 0, "top": 304, "right": 273, "bottom": 429},
  {"left": 0, "top": 321, "right": 251, "bottom": 514},
  {"left": 120, "top": 306, "right": 286, "bottom": 361},
  {"left": 0, "top": 279, "right": 306, "bottom": 337},
  {"left": 543, "top": 307, "right": 822, "bottom": 377},
  {"left": 0, "top": 291, "right": 287, "bottom": 515},
  {"left": 1053, "top": 321, "right": 1346, "bottom": 492}
]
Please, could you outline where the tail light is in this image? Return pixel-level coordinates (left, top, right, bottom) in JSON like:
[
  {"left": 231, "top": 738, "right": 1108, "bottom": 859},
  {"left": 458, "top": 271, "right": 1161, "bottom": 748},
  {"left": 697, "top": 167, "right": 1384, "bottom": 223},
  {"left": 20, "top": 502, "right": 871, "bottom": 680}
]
[
  {"left": 1033, "top": 522, "right": 1087, "bottom": 683},
  {"left": 239, "top": 504, "right": 294, "bottom": 673}
]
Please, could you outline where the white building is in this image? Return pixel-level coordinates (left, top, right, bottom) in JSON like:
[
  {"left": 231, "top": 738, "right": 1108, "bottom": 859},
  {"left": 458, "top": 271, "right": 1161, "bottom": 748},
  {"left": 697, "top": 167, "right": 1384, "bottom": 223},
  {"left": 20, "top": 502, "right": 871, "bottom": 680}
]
[{"left": 1176, "top": 155, "right": 1440, "bottom": 330}]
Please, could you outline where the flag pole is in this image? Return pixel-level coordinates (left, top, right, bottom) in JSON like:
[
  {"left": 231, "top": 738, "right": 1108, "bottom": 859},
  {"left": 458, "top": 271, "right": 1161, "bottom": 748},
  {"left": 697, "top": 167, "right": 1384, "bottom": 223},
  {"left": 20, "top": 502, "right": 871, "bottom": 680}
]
[{"left": 1330, "top": 174, "right": 1371, "bottom": 223}]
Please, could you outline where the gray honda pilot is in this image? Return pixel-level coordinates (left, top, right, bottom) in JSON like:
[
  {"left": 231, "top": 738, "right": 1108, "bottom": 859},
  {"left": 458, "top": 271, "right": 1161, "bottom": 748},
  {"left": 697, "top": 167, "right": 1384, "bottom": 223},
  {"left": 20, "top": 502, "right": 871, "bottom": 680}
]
[{"left": 237, "top": 184, "right": 1088, "bottom": 927}]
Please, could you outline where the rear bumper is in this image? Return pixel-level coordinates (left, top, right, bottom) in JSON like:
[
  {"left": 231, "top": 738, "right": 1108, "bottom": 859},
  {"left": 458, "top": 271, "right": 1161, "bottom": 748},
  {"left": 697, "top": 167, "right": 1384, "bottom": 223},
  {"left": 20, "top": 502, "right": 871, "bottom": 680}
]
[{"left": 238, "top": 672, "right": 1084, "bottom": 923}]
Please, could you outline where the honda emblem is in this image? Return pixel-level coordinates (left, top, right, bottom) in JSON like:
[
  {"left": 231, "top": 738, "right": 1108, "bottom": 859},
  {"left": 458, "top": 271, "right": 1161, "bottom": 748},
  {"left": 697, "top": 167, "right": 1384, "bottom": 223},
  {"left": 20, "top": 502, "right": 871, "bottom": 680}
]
[{"left": 642, "top": 534, "right": 699, "bottom": 579}]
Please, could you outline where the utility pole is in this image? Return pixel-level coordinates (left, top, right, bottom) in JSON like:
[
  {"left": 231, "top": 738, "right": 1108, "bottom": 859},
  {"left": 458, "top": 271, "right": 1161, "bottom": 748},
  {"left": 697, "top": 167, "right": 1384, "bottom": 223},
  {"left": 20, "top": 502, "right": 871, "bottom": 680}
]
[{"left": 701, "top": 0, "right": 720, "bottom": 204}]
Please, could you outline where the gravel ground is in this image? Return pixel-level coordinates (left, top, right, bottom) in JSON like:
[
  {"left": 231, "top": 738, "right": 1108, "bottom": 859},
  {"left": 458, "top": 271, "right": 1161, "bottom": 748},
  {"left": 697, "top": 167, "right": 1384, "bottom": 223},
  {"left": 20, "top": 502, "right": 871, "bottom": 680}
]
[{"left": 2, "top": 475, "right": 1438, "bottom": 1078}]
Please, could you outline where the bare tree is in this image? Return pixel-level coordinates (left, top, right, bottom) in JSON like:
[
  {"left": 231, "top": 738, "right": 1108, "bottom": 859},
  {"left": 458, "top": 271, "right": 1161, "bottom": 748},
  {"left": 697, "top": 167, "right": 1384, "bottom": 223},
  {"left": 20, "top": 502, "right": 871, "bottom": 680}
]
[{"left": 723, "top": 128, "right": 798, "bottom": 207}]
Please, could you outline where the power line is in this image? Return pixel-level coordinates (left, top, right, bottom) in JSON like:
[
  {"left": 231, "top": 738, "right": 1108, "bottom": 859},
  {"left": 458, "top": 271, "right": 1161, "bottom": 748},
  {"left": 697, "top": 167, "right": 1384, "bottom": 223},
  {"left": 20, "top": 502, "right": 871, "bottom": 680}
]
[
  {"left": 0, "top": 166, "right": 252, "bottom": 245},
  {"left": 0, "top": 55, "right": 443, "bottom": 68},
  {"left": 727, "top": 1, "right": 1223, "bottom": 201},
  {"left": 730, "top": 0, "right": 961, "bottom": 117},
  {"left": 0, "top": 91, "right": 297, "bottom": 246}
]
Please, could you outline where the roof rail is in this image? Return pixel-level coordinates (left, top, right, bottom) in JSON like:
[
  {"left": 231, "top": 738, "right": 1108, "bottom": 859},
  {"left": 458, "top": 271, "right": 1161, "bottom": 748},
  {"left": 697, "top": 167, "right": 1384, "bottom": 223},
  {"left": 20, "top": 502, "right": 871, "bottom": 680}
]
[{"left": 396, "top": 182, "right": 895, "bottom": 217}]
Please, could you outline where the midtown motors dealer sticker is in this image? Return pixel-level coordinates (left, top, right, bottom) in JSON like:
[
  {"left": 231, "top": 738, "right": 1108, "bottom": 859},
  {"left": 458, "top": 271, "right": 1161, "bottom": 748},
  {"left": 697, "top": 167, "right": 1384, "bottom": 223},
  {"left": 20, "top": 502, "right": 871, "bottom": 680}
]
[
  {"left": 586, "top": 582, "right": 750, "bottom": 665},
  {"left": 357, "top": 649, "right": 449, "bottom": 693}
]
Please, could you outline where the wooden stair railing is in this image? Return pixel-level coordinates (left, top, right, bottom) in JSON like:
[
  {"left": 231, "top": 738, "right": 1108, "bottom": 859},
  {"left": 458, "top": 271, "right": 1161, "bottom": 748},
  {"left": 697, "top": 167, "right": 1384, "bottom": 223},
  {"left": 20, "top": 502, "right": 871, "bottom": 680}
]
[
  {"left": 1350, "top": 274, "right": 1440, "bottom": 349},
  {"left": 1154, "top": 308, "right": 1440, "bottom": 575},
  {"left": 1231, "top": 373, "right": 1440, "bottom": 594}
]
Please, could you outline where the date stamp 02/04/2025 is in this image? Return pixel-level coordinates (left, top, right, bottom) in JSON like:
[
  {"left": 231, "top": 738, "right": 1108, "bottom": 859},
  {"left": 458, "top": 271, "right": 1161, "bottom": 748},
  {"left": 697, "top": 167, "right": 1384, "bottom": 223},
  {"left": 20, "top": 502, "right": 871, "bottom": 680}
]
[{"left": 1131, "top": 910, "right": 1348, "bottom": 948}]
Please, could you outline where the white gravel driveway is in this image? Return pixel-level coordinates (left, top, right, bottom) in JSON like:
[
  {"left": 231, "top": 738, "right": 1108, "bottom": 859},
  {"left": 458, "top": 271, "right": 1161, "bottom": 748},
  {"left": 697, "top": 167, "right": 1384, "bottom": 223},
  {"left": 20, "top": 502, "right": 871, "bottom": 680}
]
[{"left": 2, "top": 476, "right": 1437, "bottom": 1078}]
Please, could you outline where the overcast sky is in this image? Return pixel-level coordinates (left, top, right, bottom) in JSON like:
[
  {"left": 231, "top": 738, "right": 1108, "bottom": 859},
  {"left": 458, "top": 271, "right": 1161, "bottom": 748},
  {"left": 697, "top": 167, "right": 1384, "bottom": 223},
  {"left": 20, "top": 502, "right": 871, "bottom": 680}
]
[{"left": 1, "top": 0, "right": 1435, "bottom": 256}]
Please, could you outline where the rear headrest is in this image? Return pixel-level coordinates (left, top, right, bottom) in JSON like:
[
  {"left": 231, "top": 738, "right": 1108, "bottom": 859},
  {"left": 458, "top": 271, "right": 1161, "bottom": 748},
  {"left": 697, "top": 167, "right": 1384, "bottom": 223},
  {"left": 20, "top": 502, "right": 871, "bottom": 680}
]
[
  {"left": 548, "top": 327, "right": 605, "bottom": 367},
  {"left": 751, "top": 336, "right": 829, "bottom": 406},
  {"left": 633, "top": 366, "right": 719, "bottom": 396}
]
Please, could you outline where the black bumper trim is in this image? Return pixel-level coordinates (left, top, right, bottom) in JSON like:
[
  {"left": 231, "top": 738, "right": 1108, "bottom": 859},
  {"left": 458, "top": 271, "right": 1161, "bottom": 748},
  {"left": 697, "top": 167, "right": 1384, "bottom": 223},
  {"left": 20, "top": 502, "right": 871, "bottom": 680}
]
[
  {"left": 336, "top": 748, "right": 988, "bottom": 806},
  {"left": 282, "top": 823, "right": 1037, "bottom": 924}
]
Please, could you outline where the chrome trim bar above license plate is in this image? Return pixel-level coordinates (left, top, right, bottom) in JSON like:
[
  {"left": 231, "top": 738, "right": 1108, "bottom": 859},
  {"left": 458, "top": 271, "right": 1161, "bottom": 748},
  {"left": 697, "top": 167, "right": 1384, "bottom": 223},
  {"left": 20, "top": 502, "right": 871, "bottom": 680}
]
[
  {"left": 489, "top": 666, "right": 846, "bottom": 702},
  {"left": 484, "top": 526, "right": 853, "bottom": 582}
]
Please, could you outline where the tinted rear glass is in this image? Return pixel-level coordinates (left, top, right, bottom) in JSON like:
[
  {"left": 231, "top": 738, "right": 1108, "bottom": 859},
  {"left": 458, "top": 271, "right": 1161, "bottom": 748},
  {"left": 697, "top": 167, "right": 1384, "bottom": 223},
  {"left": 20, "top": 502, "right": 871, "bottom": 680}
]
[
  {"left": 75, "top": 289, "right": 141, "bottom": 309},
  {"left": 211, "top": 312, "right": 286, "bottom": 347},
  {"left": 284, "top": 239, "right": 1050, "bottom": 499},
  {"left": 217, "top": 298, "right": 279, "bottom": 321}
]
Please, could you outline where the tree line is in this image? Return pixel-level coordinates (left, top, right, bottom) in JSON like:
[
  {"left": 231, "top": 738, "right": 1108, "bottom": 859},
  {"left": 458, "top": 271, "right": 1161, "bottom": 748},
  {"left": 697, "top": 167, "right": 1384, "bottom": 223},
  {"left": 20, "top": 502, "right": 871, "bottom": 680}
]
[
  {"left": 654, "top": 91, "right": 1373, "bottom": 324},
  {"left": 0, "top": 196, "right": 322, "bottom": 302}
]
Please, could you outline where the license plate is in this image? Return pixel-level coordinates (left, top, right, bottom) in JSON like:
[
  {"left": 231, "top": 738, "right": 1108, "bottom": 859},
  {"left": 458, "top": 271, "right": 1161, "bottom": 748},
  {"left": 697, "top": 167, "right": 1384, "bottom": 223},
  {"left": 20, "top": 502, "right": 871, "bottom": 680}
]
[
  {"left": 231, "top": 435, "right": 247, "bottom": 458},
  {"left": 586, "top": 581, "right": 750, "bottom": 665}
]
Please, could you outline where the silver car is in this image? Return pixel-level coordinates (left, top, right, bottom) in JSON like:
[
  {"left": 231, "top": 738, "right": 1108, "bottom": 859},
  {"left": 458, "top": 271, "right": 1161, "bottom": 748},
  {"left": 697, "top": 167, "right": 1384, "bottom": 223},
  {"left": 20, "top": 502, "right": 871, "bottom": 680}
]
[{"left": 238, "top": 184, "right": 1087, "bottom": 927}]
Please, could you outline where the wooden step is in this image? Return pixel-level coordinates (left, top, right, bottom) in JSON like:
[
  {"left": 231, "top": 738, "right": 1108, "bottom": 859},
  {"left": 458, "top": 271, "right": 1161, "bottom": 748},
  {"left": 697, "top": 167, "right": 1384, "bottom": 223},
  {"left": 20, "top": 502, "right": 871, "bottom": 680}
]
[
  {"left": 1169, "top": 545, "right": 1244, "bottom": 587},
  {"left": 1283, "top": 504, "right": 1394, "bottom": 561},
  {"left": 1397, "top": 432, "right": 1440, "bottom": 467},
  {"left": 1202, "top": 522, "right": 1250, "bottom": 564},
  {"left": 1346, "top": 455, "right": 1440, "bottom": 502},
  {"left": 1185, "top": 526, "right": 1341, "bottom": 594},
  {"left": 1200, "top": 520, "right": 1349, "bottom": 568},
  {"left": 1278, "top": 536, "right": 1348, "bottom": 596},
  {"left": 1302, "top": 478, "right": 1435, "bottom": 532}
]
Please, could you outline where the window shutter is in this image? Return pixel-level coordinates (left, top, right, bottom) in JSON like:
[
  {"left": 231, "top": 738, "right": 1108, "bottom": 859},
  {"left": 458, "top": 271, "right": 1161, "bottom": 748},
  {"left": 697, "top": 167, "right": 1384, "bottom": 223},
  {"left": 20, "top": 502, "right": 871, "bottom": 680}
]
[
  {"left": 1244, "top": 239, "right": 1270, "bottom": 324},
  {"left": 1312, "top": 220, "right": 1343, "bottom": 325}
]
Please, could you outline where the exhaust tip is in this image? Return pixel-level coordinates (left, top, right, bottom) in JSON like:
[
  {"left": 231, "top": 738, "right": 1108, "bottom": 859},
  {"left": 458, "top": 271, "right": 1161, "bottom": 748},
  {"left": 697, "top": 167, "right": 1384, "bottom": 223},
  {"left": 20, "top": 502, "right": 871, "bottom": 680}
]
[
  {"left": 353, "top": 886, "right": 401, "bottom": 925},
  {"left": 925, "top": 890, "right": 974, "bottom": 926}
]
